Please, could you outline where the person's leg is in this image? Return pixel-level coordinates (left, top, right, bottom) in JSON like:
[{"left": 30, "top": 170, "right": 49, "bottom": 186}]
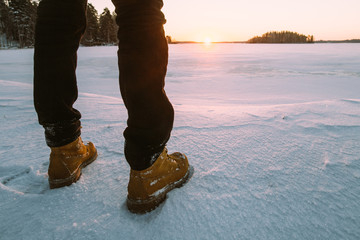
[
  {"left": 34, "top": 0, "right": 87, "bottom": 147},
  {"left": 112, "top": 0, "right": 191, "bottom": 213},
  {"left": 113, "top": 0, "right": 174, "bottom": 171},
  {"left": 34, "top": 0, "right": 97, "bottom": 189}
]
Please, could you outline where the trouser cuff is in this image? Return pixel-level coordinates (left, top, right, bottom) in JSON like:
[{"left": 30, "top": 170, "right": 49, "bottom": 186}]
[{"left": 44, "top": 120, "right": 81, "bottom": 147}]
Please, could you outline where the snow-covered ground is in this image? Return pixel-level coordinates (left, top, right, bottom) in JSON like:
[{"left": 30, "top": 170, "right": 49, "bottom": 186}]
[{"left": 1, "top": 44, "right": 360, "bottom": 239}]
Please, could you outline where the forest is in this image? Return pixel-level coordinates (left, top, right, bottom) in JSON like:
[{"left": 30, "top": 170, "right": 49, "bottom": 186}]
[
  {"left": 248, "top": 31, "right": 314, "bottom": 43},
  {"left": 0, "top": 0, "right": 118, "bottom": 48}
]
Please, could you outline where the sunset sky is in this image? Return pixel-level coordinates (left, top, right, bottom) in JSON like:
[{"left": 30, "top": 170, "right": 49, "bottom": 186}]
[{"left": 89, "top": 0, "right": 360, "bottom": 42}]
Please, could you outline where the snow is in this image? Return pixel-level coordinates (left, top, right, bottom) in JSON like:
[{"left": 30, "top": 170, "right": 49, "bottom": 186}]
[{"left": 1, "top": 43, "right": 360, "bottom": 239}]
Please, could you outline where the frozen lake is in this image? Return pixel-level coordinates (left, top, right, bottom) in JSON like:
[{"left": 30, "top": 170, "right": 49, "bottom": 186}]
[
  {"left": 1, "top": 43, "right": 360, "bottom": 104},
  {"left": 1, "top": 43, "right": 360, "bottom": 239},
  {"left": 77, "top": 43, "right": 360, "bottom": 105}
]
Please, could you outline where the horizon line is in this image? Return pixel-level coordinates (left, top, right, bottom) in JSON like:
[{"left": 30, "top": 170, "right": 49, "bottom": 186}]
[{"left": 170, "top": 39, "right": 360, "bottom": 44}]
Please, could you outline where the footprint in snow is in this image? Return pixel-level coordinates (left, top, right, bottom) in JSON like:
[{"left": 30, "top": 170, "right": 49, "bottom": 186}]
[{"left": 0, "top": 164, "right": 49, "bottom": 195}]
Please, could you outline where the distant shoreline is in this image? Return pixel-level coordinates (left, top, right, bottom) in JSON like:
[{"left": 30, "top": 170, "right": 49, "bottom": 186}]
[
  {"left": 1, "top": 40, "right": 360, "bottom": 50},
  {"left": 170, "top": 39, "right": 360, "bottom": 44}
]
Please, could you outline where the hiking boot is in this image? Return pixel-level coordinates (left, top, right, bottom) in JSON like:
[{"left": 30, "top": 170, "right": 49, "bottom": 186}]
[
  {"left": 48, "top": 137, "right": 98, "bottom": 189},
  {"left": 127, "top": 147, "right": 191, "bottom": 214}
]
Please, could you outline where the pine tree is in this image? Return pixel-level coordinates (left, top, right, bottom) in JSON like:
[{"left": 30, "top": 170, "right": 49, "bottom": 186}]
[
  {"left": 99, "top": 8, "right": 117, "bottom": 45},
  {"left": 0, "top": 0, "right": 11, "bottom": 47},
  {"left": 80, "top": 3, "right": 100, "bottom": 46},
  {"left": 8, "top": 0, "right": 37, "bottom": 48},
  {"left": 112, "top": 10, "right": 118, "bottom": 42},
  {"left": 0, "top": 1, "right": 8, "bottom": 33}
]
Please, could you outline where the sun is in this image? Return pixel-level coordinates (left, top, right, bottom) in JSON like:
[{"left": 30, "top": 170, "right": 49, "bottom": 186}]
[{"left": 204, "top": 37, "right": 212, "bottom": 45}]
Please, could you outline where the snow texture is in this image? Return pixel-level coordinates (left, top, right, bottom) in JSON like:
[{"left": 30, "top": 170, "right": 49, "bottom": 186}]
[{"left": 1, "top": 44, "right": 360, "bottom": 239}]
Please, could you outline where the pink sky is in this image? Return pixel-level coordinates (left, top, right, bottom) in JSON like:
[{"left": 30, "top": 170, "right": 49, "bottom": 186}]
[{"left": 89, "top": 0, "right": 360, "bottom": 42}]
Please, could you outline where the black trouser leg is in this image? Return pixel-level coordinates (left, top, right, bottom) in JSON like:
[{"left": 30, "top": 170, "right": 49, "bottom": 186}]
[
  {"left": 34, "top": 0, "right": 87, "bottom": 147},
  {"left": 113, "top": 0, "right": 174, "bottom": 170}
]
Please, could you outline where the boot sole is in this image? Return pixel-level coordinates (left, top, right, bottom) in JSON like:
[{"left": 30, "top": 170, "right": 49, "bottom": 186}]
[
  {"left": 49, "top": 150, "right": 98, "bottom": 189},
  {"left": 127, "top": 165, "right": 194, "bottom": 214}
]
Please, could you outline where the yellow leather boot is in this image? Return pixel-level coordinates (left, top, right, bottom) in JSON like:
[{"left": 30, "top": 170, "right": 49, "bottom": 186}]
[
  {"left": 127, "top": 148, "right": 191, "bottom": 214},
  {"left": 48, "top": 137, "right": 98, "bottom": 189}
]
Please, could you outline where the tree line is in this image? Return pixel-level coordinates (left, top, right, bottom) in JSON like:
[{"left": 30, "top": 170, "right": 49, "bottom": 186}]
[
  {"left": 0, "top": 0, "right": 37, "bottom": 48},
  {"left": 0, "top": 1, "right": 118, "bottom": 48},
  {"left": 80, "top": 4, "right": 117, "bottom": 46},
  {"left": 316, "top": 39, "right": 360, "bottom": 43},
  {"left": 248, "top": 31, "right": 314, "bottom": 44}
]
